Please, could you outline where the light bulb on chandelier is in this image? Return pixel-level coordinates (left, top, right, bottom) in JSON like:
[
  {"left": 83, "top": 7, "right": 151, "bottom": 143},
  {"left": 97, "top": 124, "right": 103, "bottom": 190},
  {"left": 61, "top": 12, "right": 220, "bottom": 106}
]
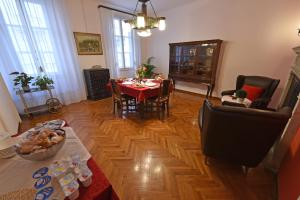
[
  {"left": 158, "top": 17, "right": 166, "bottom": 31},
  {"left": 137, "top": 29, "right": 152, "bottom": 37},
  {"left": 124, "top": 0, "right": 166, "bottom": 37},
  {"left": 136, "top": 13, "right": 145, "bottom": 28}
]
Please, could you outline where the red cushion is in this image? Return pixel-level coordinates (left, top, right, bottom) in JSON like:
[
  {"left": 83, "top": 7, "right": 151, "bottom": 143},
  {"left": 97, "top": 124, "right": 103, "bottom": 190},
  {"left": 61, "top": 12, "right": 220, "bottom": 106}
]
[{"left": 241, "top": 84, "right": 264, "bottom": 101}]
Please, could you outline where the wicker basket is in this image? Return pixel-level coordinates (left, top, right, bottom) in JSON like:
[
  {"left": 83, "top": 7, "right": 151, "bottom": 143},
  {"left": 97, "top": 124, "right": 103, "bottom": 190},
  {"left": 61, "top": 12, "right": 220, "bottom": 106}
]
[{"left": 16, "top": 137, "right": 65, "bottom": 161}]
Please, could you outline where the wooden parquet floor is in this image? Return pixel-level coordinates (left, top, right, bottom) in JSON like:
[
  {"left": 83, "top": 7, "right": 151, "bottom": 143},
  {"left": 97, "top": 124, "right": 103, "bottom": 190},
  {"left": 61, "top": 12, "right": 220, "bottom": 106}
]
[{"left": 21, "top": 91, "right": 275, "bottom": 200}]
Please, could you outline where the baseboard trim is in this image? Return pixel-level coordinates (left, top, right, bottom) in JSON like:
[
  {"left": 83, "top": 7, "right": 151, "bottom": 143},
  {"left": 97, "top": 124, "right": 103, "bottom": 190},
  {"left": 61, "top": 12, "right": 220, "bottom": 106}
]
[{"left": 174, "top": 88, "right": 220, "bottom": 100}]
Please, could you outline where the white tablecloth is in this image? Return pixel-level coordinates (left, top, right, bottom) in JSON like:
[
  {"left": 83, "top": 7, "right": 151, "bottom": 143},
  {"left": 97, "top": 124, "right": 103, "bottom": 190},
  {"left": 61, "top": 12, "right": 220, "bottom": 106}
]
[
  {"left": 0, "top": 127, "right": 91, "bottom": 196},
  {"left": 221, "top": 95, "right": 252, "bottom": 108}
]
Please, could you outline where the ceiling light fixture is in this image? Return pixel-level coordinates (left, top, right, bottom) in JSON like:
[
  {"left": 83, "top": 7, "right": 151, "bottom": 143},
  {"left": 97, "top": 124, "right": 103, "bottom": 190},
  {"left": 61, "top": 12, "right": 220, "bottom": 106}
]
[{"left": 124, "top": 0, "right": 166, "bottom": 37}]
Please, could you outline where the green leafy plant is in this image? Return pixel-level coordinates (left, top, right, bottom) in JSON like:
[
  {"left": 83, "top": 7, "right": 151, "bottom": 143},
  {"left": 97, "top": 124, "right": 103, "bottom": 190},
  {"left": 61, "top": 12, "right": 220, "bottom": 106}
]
[
  {"left": 143, "top": 57, "right": 156, "bottom": 78},
  {"left": 33, "top": 75, "right": 54, "bottom": 90},
  {"left": 236, "top": 89, "right": 247, "bottom": 99},
  {"left": 136, "top": 57, "right": 157, "bottom": 79},
  {"left": 9, "top": 72, "right": 34, "bottom": 88}
]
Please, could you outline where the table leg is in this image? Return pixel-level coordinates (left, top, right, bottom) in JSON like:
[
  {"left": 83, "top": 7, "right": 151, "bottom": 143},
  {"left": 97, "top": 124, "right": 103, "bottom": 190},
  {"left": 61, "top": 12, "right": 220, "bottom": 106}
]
[
  {"left": 19, "top": 92, "right": 30, "bottom": 117},
  {"left": 206, "top": 85, "right": 211, "bottom": 99},
  {"left": 48, "top": 88, "right": 53, "bottom": 98},
  {"left": 139, "top": 101, "right": 145, "bottom": 119}
]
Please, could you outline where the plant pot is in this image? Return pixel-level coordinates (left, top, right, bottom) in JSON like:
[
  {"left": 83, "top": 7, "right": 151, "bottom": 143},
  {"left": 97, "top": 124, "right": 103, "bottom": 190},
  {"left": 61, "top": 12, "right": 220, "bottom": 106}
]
[
  {"left": 22, "top": 86, "right": 31, "bottom": 92},
  {"left": 39, "top": 85, "right": 48, "bottom": 90}
]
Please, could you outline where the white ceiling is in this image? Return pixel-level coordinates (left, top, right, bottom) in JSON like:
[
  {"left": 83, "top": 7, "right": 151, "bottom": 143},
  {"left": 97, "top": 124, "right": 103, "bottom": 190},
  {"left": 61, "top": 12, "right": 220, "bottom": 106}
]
[{"left": 99, "top": 0, "right": 197, "bottom": 12}]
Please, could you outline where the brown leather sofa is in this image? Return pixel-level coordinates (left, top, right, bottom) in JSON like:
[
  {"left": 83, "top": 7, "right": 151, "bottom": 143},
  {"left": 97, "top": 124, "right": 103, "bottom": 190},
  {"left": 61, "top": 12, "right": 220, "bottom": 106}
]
[
  {"left": 221, "top": 75, "right": 280, "bottom": 109},
  {"left": 198, "top": 99, "right": 291, "bottom": 168}
]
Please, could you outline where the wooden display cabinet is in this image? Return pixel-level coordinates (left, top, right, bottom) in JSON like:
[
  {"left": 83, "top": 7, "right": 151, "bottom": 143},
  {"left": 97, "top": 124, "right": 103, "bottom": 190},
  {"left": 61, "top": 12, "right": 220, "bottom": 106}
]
[{"left": 168, "top": 39, "right": 222, "bottom": 97}]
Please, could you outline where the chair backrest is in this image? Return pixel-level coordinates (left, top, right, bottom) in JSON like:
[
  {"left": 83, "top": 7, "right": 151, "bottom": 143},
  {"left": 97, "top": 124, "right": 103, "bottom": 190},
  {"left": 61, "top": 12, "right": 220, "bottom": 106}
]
[
  {"left": 199, "top": 99, "right": 291, "bottom": 167},
  {"left": 110, "top": 79, "right": 122, "bottom": 100},
  {"left": 158, "top": 79, "right": 171, "bottom": 100},
  {"left": 236, "top": 75, "right": 280, "bottom": 99}
]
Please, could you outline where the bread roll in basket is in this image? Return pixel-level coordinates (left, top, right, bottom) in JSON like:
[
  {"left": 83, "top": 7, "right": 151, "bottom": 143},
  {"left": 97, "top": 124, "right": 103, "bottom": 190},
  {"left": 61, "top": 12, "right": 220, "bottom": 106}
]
[{"left": 15, "top": 128, "right": 66, "bottom": 161}]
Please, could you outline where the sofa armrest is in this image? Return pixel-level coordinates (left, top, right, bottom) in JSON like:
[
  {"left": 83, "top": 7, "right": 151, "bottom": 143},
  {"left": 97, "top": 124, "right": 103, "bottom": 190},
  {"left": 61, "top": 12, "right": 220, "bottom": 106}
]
[
  {"left": 250, "top": 98, "right": 270, "bottom": 109},
  {"left": 221, "top": 90, "right": 236, "bottom": 96},
  {"left": 277, "top": 106, "right": 293, "bottom": 115}
]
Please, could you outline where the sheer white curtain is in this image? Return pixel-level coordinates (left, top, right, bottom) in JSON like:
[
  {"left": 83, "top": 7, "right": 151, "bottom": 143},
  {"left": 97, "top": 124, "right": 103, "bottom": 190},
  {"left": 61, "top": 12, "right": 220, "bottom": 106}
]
[
  {"left": 0, "top": 0, "right": 85, "bottom": 113},
  {"left": 99, "top": 7, "right": 141, "bottom": 78},
  {"left": 100, "top": 8, "right": 119, "bottom": 78}
]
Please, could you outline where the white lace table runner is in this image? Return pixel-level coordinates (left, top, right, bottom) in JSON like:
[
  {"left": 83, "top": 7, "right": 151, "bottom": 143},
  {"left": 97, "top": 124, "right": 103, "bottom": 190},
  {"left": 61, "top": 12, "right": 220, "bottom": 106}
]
[{"left": 0, "top": 127, "right": 91, "bottom": 195}]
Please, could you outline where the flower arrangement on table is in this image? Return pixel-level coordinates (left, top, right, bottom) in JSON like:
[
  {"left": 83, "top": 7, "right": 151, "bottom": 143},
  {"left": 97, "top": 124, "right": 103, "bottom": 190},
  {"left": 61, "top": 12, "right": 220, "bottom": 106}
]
[{"left": 136, "top": 57, "right": 156, "bottom": 80}]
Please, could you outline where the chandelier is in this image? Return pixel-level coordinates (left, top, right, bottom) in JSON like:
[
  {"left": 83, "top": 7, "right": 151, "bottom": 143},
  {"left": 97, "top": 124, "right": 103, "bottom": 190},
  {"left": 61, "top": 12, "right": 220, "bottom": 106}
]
[{"left": 124, "top": 0, "right": 166, "bottom": 37}]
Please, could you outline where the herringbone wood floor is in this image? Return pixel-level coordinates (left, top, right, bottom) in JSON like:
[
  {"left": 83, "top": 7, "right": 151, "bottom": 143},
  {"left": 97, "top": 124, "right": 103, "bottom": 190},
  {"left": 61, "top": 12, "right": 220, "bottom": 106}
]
[{"left": 21, "top": 91, "right": 275, "bottom": 200}]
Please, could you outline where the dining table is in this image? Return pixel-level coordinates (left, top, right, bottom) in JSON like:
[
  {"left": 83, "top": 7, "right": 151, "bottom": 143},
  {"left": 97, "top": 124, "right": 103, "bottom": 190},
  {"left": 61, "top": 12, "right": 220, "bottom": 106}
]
[
  {"left": 115, "top": 79, "right": 162, "bottom": 117},
  {"left": 0, "top": 121, "right": 119, "bottom": 200},
  {"left": 119, "top": 79, "right": 161, "bottom": 102},
  {"left": 108, "top": 78, "right": 174, "bottom": 118}
]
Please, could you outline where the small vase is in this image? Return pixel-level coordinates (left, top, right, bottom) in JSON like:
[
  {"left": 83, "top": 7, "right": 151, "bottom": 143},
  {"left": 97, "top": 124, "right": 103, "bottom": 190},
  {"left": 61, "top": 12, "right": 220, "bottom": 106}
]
[
  {"left": 137, "top": 77, "right": 143, "bottom": 84},
  {"left": 22, "top": 85, "right": 31, "bottom": 92}
]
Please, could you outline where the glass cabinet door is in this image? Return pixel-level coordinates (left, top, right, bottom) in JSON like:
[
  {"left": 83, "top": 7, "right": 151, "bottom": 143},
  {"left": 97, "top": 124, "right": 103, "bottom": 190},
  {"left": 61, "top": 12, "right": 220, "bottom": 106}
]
[
  {"left": 180, "top": 45, "right": 197, "bottom": 75},
  {"left": 194, "top": 43, "right": 217, "bottom": 81},
  {"left": 170, "top": 46, "right": 182, "bottom": 74}
]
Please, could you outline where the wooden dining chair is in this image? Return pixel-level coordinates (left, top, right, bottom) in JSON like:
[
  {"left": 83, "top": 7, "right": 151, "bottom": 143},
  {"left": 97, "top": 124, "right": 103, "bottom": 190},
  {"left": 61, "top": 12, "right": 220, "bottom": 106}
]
[
  {"left": 110, "top": 79, "right": 136, "bottom": 116},
  {"left": 146, "top": 79, "right": 172, "bottom": 119}
]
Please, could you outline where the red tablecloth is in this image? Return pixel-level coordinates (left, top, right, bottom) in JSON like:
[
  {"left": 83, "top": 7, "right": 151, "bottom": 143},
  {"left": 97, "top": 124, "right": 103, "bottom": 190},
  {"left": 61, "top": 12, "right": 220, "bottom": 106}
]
[
  {"left": 77, "top": 158, "right": 119, "bottom": 200},
  {"left": 119, "top": 84, "right": 159, "bottom": 102},
  {"left": 106, "top": 79, "right": 162, "bottom": 103}
]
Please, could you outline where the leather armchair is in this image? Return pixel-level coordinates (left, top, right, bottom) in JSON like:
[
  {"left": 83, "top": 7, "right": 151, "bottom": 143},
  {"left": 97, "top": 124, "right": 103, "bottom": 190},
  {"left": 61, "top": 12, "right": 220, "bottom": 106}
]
[
  {"left": 221, "top": 75, "right": 280, "bottom": 109},
  {"left": 198, "top": 99, "right": 291, "bottom": 168}
]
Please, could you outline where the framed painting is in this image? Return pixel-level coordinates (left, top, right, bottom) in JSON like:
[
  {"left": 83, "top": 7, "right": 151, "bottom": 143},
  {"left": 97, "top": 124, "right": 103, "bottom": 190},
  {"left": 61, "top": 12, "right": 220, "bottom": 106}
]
[{"left": 74, "top": 32, "right": 103, "bottom": 55}]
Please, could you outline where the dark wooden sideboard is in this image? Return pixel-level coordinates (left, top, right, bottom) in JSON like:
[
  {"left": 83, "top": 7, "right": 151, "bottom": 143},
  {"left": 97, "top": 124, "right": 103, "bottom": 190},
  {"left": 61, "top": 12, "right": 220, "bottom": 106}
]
[
  {"left": 168, "top": 39, "right": 222, "bottom": 97},
  {"left": 84, "top": 68, "right": 111, "bottom": 100}
]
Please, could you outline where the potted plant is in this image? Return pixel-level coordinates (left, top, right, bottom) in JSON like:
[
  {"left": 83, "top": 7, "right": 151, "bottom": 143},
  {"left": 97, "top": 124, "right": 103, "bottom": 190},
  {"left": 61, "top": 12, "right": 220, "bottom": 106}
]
[
  {"left": 235, "top": 89, "right": 247, "bottom": 102},
  {"left": 10, "top": 72, "right": 34, "bottom": 92},
  {"left": 136, "top": 57, "right": 157, "bottom": 82},
  {"left": 142, "top": 57, "right": 156, "bottom": 78},
  {"left": 33, "top": 75, "right": 54, "bottom": 90}
]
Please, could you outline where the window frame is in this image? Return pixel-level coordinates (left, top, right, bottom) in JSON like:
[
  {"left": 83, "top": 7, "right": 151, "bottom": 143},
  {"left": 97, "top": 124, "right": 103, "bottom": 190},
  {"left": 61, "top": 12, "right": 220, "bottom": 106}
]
[
  {"left": 113, "top": 16, "right": 136, "bottom": 70},
  {"left": 0, "top": 0, "right": 58, "bottom": 75}
]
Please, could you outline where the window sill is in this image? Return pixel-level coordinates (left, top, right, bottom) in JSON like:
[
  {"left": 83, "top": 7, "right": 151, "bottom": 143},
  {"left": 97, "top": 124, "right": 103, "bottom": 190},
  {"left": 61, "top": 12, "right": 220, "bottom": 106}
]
[{"left": 119, "top": 68, "right": 133, "bottom": 71}]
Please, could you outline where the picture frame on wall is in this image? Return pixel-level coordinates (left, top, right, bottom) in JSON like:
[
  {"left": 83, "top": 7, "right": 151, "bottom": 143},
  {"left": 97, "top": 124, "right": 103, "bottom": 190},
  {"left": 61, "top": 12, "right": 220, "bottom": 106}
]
[{"left": 73, "top": 32, "right": 103, "bottom": 55}]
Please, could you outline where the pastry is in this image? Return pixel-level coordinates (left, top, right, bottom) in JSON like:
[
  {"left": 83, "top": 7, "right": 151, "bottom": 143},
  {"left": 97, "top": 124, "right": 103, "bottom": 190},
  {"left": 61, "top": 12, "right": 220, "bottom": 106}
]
[
  {"left": 19, "top": 143, "right": 35, "bottom": 154},
  {"left": 51, "top": 135, "right": 64, "bottom": 144},
  {"left": 16, "top": 128, "right": 65, "bottom": 155}
]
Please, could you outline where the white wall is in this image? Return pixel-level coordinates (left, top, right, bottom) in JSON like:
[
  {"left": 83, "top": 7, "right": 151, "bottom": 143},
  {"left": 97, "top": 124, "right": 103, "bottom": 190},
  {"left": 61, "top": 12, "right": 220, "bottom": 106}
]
[
  {"left": 145, "top": 0, "right": 300, "bottom": 107},
  {"left": 64, "top": 0, "right": 106, "bottom": 70},
  {"left": 64, "top": 0, "right": 148, "bottom": 74},
  {"left": 0, "top": 73, "right": 21, "bottom": 135}
]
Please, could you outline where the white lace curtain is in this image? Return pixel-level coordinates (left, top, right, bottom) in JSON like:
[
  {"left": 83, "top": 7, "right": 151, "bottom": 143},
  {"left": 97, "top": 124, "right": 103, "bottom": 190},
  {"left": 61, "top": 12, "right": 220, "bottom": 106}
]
[
  {"left": 99, "top": 7, "right": 141, "bottom": 79},
  {"left": 0, "top": 0, "right": 85, "bottom": 113}
]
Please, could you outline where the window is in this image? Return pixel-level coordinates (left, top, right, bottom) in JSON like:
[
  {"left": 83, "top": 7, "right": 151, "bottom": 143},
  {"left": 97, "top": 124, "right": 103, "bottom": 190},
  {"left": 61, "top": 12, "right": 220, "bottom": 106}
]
[
  {"left": 113, "top": 17, "right": 135, "bottom": 69},
  {"left": 0, "top": 0, "right": 57, "bottom": 75}
]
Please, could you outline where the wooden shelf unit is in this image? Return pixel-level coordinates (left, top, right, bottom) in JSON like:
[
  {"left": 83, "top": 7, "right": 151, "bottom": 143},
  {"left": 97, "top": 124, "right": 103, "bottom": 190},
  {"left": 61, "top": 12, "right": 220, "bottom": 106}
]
[{"left": 168, "top": 39, "right": 222, "bottom": 97}]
